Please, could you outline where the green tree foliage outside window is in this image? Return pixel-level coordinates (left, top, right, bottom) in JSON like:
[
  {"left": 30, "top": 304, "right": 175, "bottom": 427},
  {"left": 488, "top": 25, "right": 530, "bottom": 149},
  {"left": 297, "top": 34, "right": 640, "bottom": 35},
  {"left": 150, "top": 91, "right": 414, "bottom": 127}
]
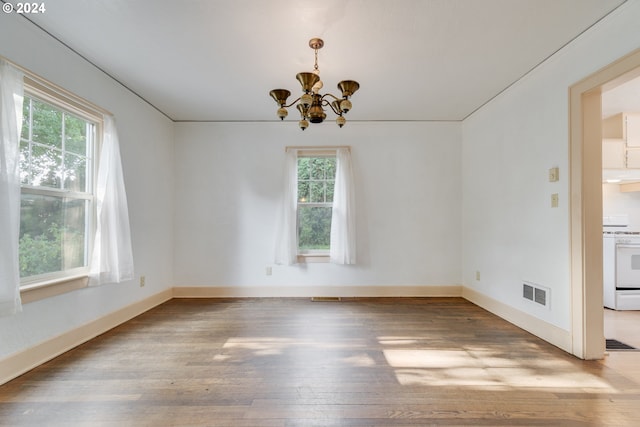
[
  {"left": 19, "top": 96, "right": 93, "bottom": 278},
  {"left": 297, "top": 156, "right": 336, "bottom": 251}
]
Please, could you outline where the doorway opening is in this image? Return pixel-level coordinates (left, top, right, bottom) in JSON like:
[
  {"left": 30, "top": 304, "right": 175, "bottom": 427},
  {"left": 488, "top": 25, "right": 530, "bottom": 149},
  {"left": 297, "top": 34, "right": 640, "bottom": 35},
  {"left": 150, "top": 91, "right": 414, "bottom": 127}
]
[{"left": 570, "top": 48, "right": 640, "bottom": 359}]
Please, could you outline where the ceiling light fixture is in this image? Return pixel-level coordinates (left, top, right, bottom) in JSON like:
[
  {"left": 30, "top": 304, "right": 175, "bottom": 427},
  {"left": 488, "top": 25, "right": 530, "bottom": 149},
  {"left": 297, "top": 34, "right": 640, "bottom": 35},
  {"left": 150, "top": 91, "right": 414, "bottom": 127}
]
[{"left": 269, "top": 38, "right": 360, "bottom": 130}]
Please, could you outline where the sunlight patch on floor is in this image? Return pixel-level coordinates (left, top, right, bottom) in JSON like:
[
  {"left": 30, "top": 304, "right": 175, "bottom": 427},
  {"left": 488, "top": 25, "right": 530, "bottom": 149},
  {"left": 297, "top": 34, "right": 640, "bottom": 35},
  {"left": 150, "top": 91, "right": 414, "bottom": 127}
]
[
  {"left": 221, "top": 337, "right": 367, "bottom": 357},
  {"left": 218, "top": 336, "right": 617, "bottom": 393},
  {"left": 222, "top": 337, "right": 297, "bottom": 355},
  {"left": 383, "top": 349, "right": 615, "bottom": 392},
  {"left": 340, "top": 353, "right": 377, "bottom": 367},
  {"left": 378, "top": 337, "right": 420, "bottom": 346}
]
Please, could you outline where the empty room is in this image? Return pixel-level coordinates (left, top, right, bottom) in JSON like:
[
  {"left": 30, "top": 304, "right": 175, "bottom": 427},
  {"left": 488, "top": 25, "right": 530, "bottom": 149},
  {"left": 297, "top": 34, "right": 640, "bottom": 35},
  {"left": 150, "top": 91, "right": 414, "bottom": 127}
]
[{"left": 2, "top": 1, "right": 640, "bottom": 425}]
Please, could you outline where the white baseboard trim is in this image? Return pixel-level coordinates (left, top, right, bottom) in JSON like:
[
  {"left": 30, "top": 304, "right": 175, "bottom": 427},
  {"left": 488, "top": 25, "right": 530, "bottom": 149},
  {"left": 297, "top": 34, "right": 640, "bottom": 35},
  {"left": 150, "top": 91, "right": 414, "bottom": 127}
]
[
  {"left": 462, "top": 286, "right": 572, "bottom": 353},
  {"left": 172, "top": 285, "right": 463, "bottom": 298},
  {"left": 0, "top": 289, "right": 173, "bottom": 386}
]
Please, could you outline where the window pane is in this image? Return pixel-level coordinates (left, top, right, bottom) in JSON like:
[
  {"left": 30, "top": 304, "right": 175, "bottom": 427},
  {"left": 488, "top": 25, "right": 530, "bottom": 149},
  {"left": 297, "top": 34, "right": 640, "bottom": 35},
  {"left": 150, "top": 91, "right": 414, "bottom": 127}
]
[
  {"left": 19, "top": 194, "right": 88, "bottom": 277},
  {"left": 296, "top": 155, "right": 337, "bottom": 253},
  {"left": 64, "top": 153, "right": 87, "bottom": 192},
  {"left": 32, "top": 99, "right": 62, "bottom": 148},
  {"left": 298, "top": 206, "right": 332, "bottom": 251},
  {"left": 326, "top": 180, "right": 335, "bottom": 203},
  {"left": 19, "top": 140, "right": 30, "bottom": 185},
  {"left": 310, "top": 158, "right": 326, "bottom": 179},
  {"left": 297, "top": 158, "right": 310, "bottom": 180},
  {"left": 309, "top": 181, "right": 325, "bottom": 203},
  {"left": 326, "top": 158, "right": 336, "bottom": 179},
  {"left": 21, "top": 97, "right": 31, "bottom": 141},
  {"left": 31, "top": 144, "right": 62, "bottom": 188},
  {"left": 298, "top": 181, "right": 309, "bottom": 202},
  {"left": 65, "top": 115, "right": 88, "bottom": 155}
]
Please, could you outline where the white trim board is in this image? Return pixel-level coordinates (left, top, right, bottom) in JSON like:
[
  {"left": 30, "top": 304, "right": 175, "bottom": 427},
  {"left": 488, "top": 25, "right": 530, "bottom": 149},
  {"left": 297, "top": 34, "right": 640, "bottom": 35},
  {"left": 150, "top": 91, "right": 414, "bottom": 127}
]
[
  {"left": 462, "top": 287, "right": 572, "bottom": 353},
  {"left": 172, "top": 285, "right": 463, "bottom": 298},
  {"left": 0, "top": 290, "right": 173, "bottom": 386}
]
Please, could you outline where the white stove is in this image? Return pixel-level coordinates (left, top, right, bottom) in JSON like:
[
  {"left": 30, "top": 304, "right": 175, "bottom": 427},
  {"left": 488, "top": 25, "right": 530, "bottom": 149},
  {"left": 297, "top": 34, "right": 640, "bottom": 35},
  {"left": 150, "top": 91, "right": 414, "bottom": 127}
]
[
  {"left": 604, "top": 232, "right": 640, "bottom": 247},
  {"left": 603, "top": 215, "right": 640, "bottom": 310}
]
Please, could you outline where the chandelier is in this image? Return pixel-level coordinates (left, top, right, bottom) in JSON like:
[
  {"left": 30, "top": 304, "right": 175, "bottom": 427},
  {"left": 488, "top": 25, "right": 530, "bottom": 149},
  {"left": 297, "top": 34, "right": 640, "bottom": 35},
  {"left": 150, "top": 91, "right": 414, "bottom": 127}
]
[{"left": 269, "top": 38, "right": 360, "bottom": 130}]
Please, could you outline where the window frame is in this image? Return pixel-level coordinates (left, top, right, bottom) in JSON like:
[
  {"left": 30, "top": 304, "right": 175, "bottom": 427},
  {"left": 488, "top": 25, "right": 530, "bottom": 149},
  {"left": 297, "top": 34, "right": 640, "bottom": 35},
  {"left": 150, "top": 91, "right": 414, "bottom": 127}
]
[
  {"left": 295, "top": 149, "right": 337, "bottom": 262},
  {"left": 18, "top": 76, "right": 104, "bottom": 297}
]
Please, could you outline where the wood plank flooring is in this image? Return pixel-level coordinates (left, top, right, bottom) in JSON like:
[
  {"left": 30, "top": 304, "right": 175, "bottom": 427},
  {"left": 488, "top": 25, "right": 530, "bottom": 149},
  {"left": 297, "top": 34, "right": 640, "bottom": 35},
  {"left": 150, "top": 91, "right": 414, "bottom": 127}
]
[
  {"left": 1, "top": 297, "right": 640, "bottom": 426},
  {"left": 604, "top": 308, "right": 640, "bottom": 349}
]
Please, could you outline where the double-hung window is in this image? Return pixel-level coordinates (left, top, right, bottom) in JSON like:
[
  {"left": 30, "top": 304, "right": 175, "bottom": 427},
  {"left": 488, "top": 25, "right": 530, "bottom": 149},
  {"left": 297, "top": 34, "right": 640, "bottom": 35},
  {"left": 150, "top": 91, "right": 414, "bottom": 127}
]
[
  {"left": 275, "top": 146, "right": 355, "bottom": 265},
  {"left": 18, "top": 85, "right": 100, "bottom": 286},
  {"left": 296, "top": 153, "right": 337, "bottom": 256}
]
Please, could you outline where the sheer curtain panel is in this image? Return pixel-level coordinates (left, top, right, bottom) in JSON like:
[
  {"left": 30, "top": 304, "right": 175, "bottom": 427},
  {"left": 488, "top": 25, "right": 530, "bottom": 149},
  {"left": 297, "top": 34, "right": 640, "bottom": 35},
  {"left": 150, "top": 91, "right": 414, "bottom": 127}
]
[
  {"left": 0, "top": 60, "right": 23, "bottom": 315},
  {"left": 89, "top": 116, "right": 134, "bottom": 285},
  {"left": 330, "top": 148, "right": 356, "bottom": 264},
  {"left": 274, "top": 148, "right": 298, "bottom": 265}
]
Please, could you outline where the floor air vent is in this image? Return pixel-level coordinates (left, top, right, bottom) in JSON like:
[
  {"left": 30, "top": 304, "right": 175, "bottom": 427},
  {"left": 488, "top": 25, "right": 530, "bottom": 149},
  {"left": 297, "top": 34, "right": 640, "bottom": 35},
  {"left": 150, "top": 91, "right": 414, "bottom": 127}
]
[
  {"left": 523, "top": 282, "right": 550, "bottom": 308},
  {"left": 606, "top": 339, "right": 637, "bottom": 350},
  {"left": 311, "top": 297, "right": 342, "bottom": 302}
]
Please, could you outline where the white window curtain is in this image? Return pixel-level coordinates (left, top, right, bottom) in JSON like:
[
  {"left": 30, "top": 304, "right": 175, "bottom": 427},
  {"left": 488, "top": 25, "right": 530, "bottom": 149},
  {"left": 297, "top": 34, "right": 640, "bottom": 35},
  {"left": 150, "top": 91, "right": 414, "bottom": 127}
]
[
  {"left": 88, "top": 116, "right": 134, "bottom": 285},
  {"left": 0, "top": 59, "right": 24, "bottom": 315},
  {"left": 330, "top": 147, "right": 356, "bottom": 264},
  {"left": 274, "top": 148, "right": 298, "bottom": 265}
]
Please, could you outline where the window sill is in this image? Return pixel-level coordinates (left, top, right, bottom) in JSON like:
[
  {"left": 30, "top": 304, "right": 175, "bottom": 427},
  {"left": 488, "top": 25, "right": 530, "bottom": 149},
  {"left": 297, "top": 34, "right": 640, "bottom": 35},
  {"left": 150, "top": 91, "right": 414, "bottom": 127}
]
[
  {"left": 20, "top": 275, "right": 89, "bottom": 304},
  {"left": 297, "top": 254, "right": 330, "bottom": 263}
]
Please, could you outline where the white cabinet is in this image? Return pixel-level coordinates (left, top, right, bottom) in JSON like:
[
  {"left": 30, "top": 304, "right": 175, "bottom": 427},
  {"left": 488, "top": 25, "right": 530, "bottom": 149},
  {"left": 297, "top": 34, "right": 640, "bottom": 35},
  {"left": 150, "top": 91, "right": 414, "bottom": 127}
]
[
  {"left": 629, "top": 114, "right": 640, "bottom": 147},
  {"left": 602, "top": 113, "right": 640, "bottom": 168},
  {"left": 628, "top": 149, "right": 640, "bottom": 169},
  {"left": 603, "top": 138, "right": 625, "bottom": 168}
]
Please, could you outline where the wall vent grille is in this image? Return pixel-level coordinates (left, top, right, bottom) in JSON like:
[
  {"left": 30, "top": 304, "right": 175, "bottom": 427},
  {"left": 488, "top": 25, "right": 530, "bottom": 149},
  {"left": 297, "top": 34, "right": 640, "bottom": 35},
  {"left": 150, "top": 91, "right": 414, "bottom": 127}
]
[
  {"left": 523, "top": 282, "right": 550, "bottom": 308},
  {"left": 523, "top": 283, "right": 534, "bottom": 300}
]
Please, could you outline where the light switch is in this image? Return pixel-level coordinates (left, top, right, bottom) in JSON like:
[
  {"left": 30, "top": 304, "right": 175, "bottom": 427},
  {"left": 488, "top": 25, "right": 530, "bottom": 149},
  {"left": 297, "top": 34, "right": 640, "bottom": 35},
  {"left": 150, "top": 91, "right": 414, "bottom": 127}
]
[
  {"left": 548, "top": 167, "right": 559, "bottom": 182},
  {"left": 551, "top": 193, "right": 559, "bottom": 208}
]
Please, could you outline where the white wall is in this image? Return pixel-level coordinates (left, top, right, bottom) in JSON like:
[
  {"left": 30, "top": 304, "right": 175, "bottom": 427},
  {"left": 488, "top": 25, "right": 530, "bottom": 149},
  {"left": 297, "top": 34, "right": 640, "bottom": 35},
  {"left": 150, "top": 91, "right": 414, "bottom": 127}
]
[
  {"left": 461, "top": 0, "right": 640, "bottom": 331},
  {"left": 174, "top": 121, "right": 461, "bottom": 291},
  {"left": 603, "top": 184, "right": 640, "bottom": 231},
  {"left": 0, "top": 14, "right": 175, "bottom": 359}
]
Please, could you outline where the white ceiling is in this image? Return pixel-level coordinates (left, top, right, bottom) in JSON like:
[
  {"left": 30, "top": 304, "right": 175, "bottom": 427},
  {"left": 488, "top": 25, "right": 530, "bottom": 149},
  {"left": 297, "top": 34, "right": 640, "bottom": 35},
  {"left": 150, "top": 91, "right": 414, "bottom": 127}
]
[{"left": 8, "top": 0, "right": 627, "bottom": 122}]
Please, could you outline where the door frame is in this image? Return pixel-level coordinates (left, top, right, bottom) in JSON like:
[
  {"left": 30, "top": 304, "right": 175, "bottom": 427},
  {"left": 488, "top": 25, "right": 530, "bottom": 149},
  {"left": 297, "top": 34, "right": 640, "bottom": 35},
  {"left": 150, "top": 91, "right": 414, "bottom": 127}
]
[{"left": 570, "top": 47, "right": 640, "bottom": 359}]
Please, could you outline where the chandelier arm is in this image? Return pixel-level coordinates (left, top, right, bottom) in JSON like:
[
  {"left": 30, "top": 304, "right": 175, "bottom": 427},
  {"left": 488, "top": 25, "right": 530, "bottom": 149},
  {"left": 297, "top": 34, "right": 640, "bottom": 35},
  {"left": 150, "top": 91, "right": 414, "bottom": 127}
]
[
  {"left": 322, "top": 99, "right": 343, "bottom": 116},
  {"left": 320, "top": 93, "right": 341, "bottom": 102},
  {"left": 282, "top": 97, "right": 302, "bottom": 108},
  {"left": 321, "top": 94, "right": 348, "bottom": 116}
]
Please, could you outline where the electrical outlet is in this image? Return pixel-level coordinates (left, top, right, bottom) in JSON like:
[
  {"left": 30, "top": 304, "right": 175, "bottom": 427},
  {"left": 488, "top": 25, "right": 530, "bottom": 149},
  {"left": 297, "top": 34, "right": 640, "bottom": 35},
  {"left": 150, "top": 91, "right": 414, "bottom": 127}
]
[
  {"left": 266, "top": 267, "right": 272, "bottom": 276},
  {"left": 551, "top": 193, "right": 559, "bottom": 208},
  {"left": 139, "top": 275, "right": 146, "bottom": 287},
  {"left": 475, "top": 271, "right": 481, "bottom": 281}
]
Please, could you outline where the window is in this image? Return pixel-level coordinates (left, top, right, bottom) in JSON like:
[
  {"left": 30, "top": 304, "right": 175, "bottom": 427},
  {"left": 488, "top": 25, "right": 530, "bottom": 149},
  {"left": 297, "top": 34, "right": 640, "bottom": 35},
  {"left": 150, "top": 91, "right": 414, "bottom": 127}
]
[
  {"left": 18, "top": 90, "right": 99, "bottom": 284},
  {"left": 1, "top": 61, "right": 131, "bottom": 310},
  {"left": 297, "top": 154, "right": 336, "bottom": 254},
  {"left": 275, "top": 146, "right": 355, "bottom": 265}
]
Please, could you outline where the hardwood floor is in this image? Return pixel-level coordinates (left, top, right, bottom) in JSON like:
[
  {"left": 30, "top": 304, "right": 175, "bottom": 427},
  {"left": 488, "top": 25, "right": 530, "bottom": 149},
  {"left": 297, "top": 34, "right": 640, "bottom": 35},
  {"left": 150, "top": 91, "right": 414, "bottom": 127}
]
[
  {"left": 1, "top": 297, "right": 640, "bottom": 426},
  {"left": 604, "top": 308, "right": 640, "bottom": 349}
]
